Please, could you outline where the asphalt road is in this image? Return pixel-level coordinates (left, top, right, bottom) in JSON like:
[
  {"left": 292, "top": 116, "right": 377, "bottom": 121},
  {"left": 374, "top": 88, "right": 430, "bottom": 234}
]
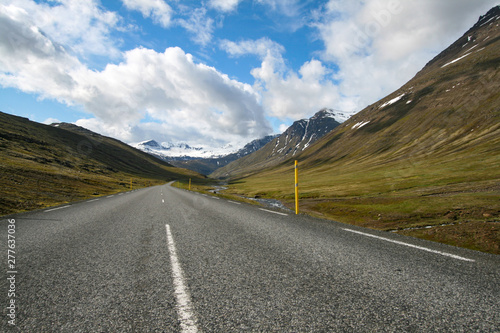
[{"left": 1, "top": 183, "right": 499, "bottom": 332}]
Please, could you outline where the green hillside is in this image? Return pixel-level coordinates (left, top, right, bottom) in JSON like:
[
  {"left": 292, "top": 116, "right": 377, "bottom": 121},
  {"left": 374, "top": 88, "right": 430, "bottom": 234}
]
[
  {"left": 0, "top": 112, "right": 204, "bottom": 216},
  {"left": 225, "top": 7, "right": 500, "bottom": 254}
]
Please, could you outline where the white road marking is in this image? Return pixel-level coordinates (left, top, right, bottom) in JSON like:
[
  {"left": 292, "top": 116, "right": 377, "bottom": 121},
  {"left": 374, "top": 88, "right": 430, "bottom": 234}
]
[
  {"left": 342, "top": 228, "right": 475, "bottom": 262},
  {"left": 88, "top": 199, "right": 99, "bottom": 202},
  {"left": 162, "top": 199, "right": 165, "bottom": 203},
  {"left": 165, "top": 225, "right": 199, "bottom": 333},
  {"left": 118, "top": 193, "right": 123, "bottom": 196},
  {"left": 210, "top": 196, "right": 220, "bottom": 200},
  {"left": 228, "top": 201, "right": 241, "bottom": 205},
  {"left": 259, "top": 208, "right": 288, "bottom": 216},
  {"left": 108, "top": 195, "right": 114, "bottom": 198},
  {"left": 44, "top": 205, "right": 70, "bottom": 212}
]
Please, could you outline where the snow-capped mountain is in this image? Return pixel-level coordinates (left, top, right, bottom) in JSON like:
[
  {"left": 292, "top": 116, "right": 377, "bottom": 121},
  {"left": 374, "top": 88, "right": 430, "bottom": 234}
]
[
  {"left": 211, "top": 108, "right": 350, "bottom": 178},
  {"left": 134, "top": 140, "right": 237, "bottom": 160},
  {"left": 170, "top": 134, "right": 279, "bottom": 175}
]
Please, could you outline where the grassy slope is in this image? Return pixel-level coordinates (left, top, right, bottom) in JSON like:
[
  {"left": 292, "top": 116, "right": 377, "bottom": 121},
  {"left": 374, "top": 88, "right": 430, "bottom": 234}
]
[
  {"left": 226, "top": 12, "right": 500, "bottom": 254},
  {"left": 0, "top": 112, "right": 204, "bottom": 216}
]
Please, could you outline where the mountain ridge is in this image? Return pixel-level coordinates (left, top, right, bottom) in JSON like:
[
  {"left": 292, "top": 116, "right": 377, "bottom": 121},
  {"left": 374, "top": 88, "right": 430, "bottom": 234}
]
[
  {"left": 0, "top": 112, "right": 203, "bottom": 215},
  {"left": 211, "top": 108, "right": 347, "bottom": 178}
]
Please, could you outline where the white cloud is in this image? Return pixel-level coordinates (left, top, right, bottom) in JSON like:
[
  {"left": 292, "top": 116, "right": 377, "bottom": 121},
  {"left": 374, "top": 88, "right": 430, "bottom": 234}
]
[
  {"left": 2, "top": 0, "right": 121, "bottom": 58},
  {"left": 220, "top": 37, "right": 285, "bottom": 59},
  {"left": 252, "top": 56, "right": 340, "bottom": 120},
  {"left": 0, "top": 3, "right": 271, "bottom": 148},
  {"left": 256, "top": 0, "right": 301, "bottom": 17},
  {"left": 176, "top": 7, "right": 215, "bottom": 46},
  {"left": 222, "top": 37, "right": 344, "bottom": 120},
  {"left": 316, "top": 0, "right": 500, "bottom": 111},
  {"left": 121, "top": 0, "right": 173, "bottom": 28},
  {"left": 209, "top": 0, "right": 241, "bottom": 12},
  {"left": 42, "top": 117, "right": 61, "bottom": 125},
  {"left": 0, "top": 4, "right": 83, "bottom": 101}
]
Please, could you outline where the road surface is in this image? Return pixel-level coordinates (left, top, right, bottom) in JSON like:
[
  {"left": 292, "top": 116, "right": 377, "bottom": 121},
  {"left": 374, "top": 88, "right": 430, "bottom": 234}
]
[{"left": 1, "top": 183, "right": 499, "bottom": 331}]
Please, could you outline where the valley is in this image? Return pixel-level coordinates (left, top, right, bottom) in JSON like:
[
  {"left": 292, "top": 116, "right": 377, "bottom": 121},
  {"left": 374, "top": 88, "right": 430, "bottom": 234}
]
[{"left": 1, "top": 6, "right": 499, "bottom": 255}]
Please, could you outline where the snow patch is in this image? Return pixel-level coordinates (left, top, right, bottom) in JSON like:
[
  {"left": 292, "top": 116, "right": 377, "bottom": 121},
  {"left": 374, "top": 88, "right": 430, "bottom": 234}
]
[
  {"left": 379, "top": 93, "right": 405, "bottom": 109},
  {"left": 352, "top": 121, "right": 370, "bottom": 130},
  {"left": 442, "top": 46, "right": 486, "bottom": 68},
  {"left": 441, "top": 52, "right": 472, "bottom": 68}
]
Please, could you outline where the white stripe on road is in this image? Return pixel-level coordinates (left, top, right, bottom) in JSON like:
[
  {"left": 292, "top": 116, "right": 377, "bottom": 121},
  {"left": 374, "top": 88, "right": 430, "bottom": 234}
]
[
  {"left": 228, "top": 201, "right": 241, "bottom": 205},
  {"left": 88, "top": 199, "right": 99, "bottom": 202},
  {"left": 165, "top": 225, "right": 199, "bottom": 333},
  {"left": 342, "top": 228, "right": 475, "bottom": 262},
  {"left": 259, "top": 208, "right": 288, "bottom": 216},
  {"left": 162, "top": 199, "right": 165, "bottom": 203},
  {"left": 44, "top": 205, "right": 70, "bottom": 212}
]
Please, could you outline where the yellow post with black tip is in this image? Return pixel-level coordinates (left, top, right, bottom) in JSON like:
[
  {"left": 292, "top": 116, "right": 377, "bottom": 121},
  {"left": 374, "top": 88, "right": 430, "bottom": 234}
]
[{"left": 295, "top": 160, "right": 299, "bottom": 215}]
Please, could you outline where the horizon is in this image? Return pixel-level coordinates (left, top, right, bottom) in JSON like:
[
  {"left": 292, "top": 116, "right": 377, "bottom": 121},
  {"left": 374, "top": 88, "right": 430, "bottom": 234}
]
[{"left": 1, "top": 0, "right": 498, "bottom": 151}]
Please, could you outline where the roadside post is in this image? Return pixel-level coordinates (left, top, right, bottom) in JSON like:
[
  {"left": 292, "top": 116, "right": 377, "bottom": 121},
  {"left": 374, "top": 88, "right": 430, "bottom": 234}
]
[
  {"left": 295, "top": 160, "right": 299, "bottom": 214},
  {"left": 189, "top": 178, "right": 191, "bottom": 191}
]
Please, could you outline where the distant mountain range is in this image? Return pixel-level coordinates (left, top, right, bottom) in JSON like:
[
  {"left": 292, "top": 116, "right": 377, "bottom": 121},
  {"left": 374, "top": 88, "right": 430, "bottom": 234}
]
[
  {"left": 135, "top": 108, "right": 350, "bottom": 175},
  {"left": 134, "top": 140, "right": 235, "bottom": 160}
]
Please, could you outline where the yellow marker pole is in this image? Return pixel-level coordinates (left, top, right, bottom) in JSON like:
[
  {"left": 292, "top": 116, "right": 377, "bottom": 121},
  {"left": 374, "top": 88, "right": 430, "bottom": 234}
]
[
  {"left": 189, "top": 178, "right": 191, "bottom": 191},
  {"left": 130, "top": 178, "right": 133, "bottom": 190},
  {"left": 295, "top": 160, "right": 299, "bottom": 214}
]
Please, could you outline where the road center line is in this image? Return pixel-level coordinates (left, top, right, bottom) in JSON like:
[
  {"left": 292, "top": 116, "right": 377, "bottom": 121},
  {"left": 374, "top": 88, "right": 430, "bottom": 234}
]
[
  {"left": 44, "top": 205, "right": 70, "bottom": 212},
  {"left": 259, "top": 208, "right": 288, "bottom": 216},
  {"left": 342, "top": 228, "right": 475, "bottom": 262},
  {"left": 165, "top": 225, "right": 199, "bottom": 333}
]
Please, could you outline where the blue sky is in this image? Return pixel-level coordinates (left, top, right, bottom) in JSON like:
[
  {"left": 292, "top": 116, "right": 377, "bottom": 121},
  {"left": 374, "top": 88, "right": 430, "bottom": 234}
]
[{"left": 1, "top": 0, "right": 498, "bottom": 149}]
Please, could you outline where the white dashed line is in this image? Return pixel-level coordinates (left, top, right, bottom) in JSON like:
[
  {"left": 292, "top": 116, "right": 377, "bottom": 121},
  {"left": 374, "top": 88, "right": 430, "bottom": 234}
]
[
  {"left": 259, "top": 208, "right": 288, "bottom": 216},
  {"left": 45, "top": 205, "right": 71, "bottom": 212},
  {"left": 342, "top": 228, "right": 475, "bottom": 262},
  {"left": 165, "top": 225, "right": 199, "bottom": 332},
  {"left": 88, "top": 199, "right": 99, "bottom": 203},
  {"left": 228, "top": 201, "right": 241, "bottom": 205}
]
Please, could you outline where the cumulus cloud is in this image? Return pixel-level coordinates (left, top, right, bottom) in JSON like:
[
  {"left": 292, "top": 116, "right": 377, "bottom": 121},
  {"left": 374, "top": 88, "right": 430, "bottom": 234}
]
[
  {"left": 222, "top": 37, "right": 343, "bottom": 120},
  {"left": 121, "top": 0, "right": 173, "bottom": 28},
  {"left": 252, "top": 57, "right": 340, "bottom": 120},
  {"left": 0, "top": 3, "right": 271, "bottom": 147},
  {"left": 316, "top": 0, "right": 500, "bottom": 110},
  {"left": 2, "top": 0, "right": 121, "bottom": 58}
]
